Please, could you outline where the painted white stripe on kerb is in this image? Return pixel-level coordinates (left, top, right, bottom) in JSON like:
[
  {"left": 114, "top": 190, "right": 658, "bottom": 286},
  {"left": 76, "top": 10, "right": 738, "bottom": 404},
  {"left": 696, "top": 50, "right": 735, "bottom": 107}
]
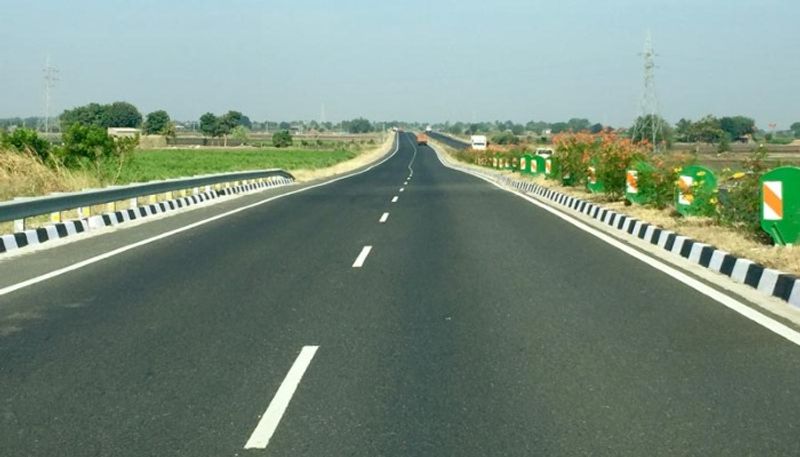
[
  {"left": 671, "top": 236, "right": 687, "bottom": 255},
  {"left": 379, "top": 213, "right": 389, "bottom": 224},
  {"left": 709, "top": 250, "right": 728, "bottom": 272},
  {"left": 391, "top": 196, "right": 399, "bottom": 203},
  {"left": 244, "top": 346, "right": 319, "bottom": 450},
  {"left": 731, "top": 259, "right": 754, "bottom": 284},
  {"left": 1, "top": 235, "right": 18, "bottom": 251},
  {"left": 688, "top": 243, "right": 708, "bottom": 264},
  {"left": 352, "top": 246, "right": 372, "bottom": 268},
  {"left": 757, "top": 269, "right": 781, "bottom": 295}
]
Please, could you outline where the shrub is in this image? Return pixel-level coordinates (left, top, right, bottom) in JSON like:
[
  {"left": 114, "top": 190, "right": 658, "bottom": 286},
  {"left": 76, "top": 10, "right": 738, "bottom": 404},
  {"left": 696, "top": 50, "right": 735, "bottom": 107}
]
[
  {"left": 553, "top": 132, "right": 597, "bottom": 186},
  {"left": 56, "top": 123, "right": 138, "bottom": 182},
  {"left": 636, "top": 153, "right": 694, "bottom": 209},
  {"left": 272, "top": 130, "right": 293, "bottom": 148},
  {"left": 1, "top": 128, "right": 51, "bottom": 162},
  {"left": 715, "top": 147, "right": 772, "bottom": 240},
  {"left": 597, "top": 134, "right": 646, "bottom": 199}
]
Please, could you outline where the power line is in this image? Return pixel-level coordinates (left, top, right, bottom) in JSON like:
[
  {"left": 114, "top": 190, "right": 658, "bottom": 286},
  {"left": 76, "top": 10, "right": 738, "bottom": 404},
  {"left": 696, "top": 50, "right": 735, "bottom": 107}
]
[
  {"left": 632, "top": 31, "right": 664, "bottom": 153},
  {"left": 43, "top": 56, "right": 59, "bottom": 134}
]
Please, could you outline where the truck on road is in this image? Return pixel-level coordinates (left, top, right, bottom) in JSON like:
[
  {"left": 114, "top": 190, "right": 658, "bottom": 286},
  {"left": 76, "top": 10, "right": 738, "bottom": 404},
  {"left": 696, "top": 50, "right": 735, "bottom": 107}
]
[
  {"left": 471, "top": 135, "right": 488, "bottom": 150},
  {"left": 416, "top": 133, "right": 429, "bottom": 145}
]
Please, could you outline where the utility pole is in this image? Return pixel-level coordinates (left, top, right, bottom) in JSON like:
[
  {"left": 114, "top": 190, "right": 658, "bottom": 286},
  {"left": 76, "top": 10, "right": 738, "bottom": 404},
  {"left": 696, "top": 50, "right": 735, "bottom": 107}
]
[
  {"left": 43, "top": 56, "right": 59, "bottom": 134},
  {"left": 633, "top": 31, "right": 663, "bottom": 153}
]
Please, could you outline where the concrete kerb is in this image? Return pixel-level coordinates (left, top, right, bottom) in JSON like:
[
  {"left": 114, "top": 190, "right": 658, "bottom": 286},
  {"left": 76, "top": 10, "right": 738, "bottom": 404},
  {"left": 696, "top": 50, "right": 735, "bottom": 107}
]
[
  {"left": 432, "top": 144, "right": 800, "bottom": 309},
  {"left": 0, "top": 176, "right": 295, "bottom": 256}
]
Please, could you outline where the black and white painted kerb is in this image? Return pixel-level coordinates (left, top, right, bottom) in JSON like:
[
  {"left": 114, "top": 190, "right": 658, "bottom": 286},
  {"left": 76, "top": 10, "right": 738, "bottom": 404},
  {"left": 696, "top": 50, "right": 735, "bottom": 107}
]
[
  {"left": 0, "top": 176, "right": 294, "bottom": 255},
  {"left": 437, "top": 151, "right": 800, "bottom": 308}
]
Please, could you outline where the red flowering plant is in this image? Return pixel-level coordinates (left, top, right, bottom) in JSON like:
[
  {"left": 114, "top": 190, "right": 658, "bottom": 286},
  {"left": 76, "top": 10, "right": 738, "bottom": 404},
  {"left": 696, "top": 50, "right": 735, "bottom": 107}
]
[
  {"left": 553, "top": 132, "right": 599, "bottom": 186},
  {"left": 595, "top": 133, "right": 647, "bottom": 200}
]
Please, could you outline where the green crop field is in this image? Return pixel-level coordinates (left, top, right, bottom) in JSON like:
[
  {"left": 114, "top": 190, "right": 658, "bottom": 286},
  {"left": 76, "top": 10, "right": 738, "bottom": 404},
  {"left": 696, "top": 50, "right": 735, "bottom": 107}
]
[{"left": 117, "top": 147, "right": 358, "bottom": 183}]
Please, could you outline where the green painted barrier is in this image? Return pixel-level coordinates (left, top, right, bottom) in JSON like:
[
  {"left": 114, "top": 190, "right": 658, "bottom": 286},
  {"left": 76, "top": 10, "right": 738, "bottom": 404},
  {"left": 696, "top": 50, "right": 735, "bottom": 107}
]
[
  {"left": 586, "top": 165, "right": 604, "bottom": 193},
  {"left": 675, "top": 165, "right": 717, "bottom": 216},
  {"left": 625, "top": 162, "right": 654, "bottom": 205},
  {"left": 544, "top": 157, "right": 558, "bottom": 180},
  {"left": 530, "top": 156, "right": 545, "bottom": 175},
  {"left": 760, "top": 166, "right": 800, "bottom": 245},
  {"left": 519, "top": 154, "right": 533, "bottom": 174},
  {"left": 492, "top": 156, "right": 499, "bottom": 169}
]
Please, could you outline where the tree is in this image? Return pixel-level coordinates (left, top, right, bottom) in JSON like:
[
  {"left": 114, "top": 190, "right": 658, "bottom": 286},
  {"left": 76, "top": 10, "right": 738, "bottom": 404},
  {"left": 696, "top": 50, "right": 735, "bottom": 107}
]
[
  {"left": 103, "top": 101, "right": 142, "bottom": 128},
  {"left": 790, "top": 122, "right": 800, "bottom": 138},
  {"left": 720, "top": 116, "right": 756, "bottom": 140},
  {"left": 221, "top": 110, "right": 251, "bottom": 129},
  {"left": 199, "top": 113, "right": 219, "bottom": 138},
  {"left": 272, "top": 130, "right": 293, "bottom": 148},
  {"left": 143, "top": 110, "right": 171, "bottom": 135},
  {"left": 630, "top": 114, "right": 673, "bottom": 147},
  {"left": 231, "top": 125, "right": 250, "bottom": 145},
  {"left": 690, "top": 115, "right": 725, "bottom": 143},
  {"left": 550, "top": 122, "right": 569, "bottom": 134},
  {"left": 566, "top": 118, "right": 591, "bottom": 132},
  {"left": 674, "top": 118, "right": 693, "bottom": 142},
  {"left": 60, "top": 102, "right": 142, "bottom": 130},
  {"left": 345, "top": 117, "right": 373, "bottom": 134},
  {"left": 60, "top": 103, "right": 106, "bottom": 130},
  {"left": 590, "top": 123, "right": 604, "bottom": 134}
]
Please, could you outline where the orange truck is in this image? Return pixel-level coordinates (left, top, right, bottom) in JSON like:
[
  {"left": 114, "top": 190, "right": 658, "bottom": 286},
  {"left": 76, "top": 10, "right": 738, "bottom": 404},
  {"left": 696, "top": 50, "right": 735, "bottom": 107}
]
[{"left": 416, "top": 133, "right": 429, "bottom": 145}]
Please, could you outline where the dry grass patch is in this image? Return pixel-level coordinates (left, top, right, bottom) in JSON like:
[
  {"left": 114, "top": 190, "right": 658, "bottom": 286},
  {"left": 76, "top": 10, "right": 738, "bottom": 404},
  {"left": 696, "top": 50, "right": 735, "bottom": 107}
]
[{"left": 291, "top": 134, "right": 395, "bottom": 182}]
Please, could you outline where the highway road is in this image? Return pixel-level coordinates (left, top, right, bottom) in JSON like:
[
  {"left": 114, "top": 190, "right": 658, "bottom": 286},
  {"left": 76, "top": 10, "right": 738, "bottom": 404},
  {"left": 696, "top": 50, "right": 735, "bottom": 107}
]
[{"left": 3, "top": 132, "right": 800, "bottom": 456}]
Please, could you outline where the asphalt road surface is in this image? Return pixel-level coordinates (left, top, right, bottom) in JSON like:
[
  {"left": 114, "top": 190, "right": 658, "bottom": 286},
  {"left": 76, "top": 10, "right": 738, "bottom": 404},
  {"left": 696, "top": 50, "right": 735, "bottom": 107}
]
[{"left": 2, "top": 132, "right": 800, "bottom": 456}]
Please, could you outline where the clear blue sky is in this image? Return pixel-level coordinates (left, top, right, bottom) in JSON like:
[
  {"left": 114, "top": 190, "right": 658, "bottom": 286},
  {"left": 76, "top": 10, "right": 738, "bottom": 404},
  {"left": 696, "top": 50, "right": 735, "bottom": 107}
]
[{"left": 0, "top": 0, "right": 797, "bottom": 128}]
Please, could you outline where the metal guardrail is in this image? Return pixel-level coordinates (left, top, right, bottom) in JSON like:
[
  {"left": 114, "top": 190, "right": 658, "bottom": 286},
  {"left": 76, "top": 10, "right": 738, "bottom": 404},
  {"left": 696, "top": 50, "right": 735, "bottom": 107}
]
[{"left": 0, "top": 169, "right": 294, "bottom": 224}]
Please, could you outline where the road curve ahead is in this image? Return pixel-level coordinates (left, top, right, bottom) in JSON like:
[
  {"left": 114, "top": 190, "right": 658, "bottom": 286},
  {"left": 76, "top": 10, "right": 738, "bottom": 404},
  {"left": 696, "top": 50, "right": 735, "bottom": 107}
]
[{"left": 2, "top": 132, "right": 800, "bottom": 456}]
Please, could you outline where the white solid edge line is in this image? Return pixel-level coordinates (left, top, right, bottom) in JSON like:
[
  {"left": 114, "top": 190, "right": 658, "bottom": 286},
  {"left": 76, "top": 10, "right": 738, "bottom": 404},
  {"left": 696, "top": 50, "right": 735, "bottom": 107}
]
[
  {"left": 244, "top": 345, "right": 319, "bottom": 450},
  {"left": 352, "top": 245, "right": 372, "bottom": 268},
  {"left": 391, "top": 196, "right": 399, "bottom": 203},
  {"left": 0, "top": 135, "right": 402, "bottom": 298},
  {"left": 433, "top": 147, "right": 800, "bottom": 347},
  {"left": 379, "top": 212, "right": 389, "bottom": 223}
]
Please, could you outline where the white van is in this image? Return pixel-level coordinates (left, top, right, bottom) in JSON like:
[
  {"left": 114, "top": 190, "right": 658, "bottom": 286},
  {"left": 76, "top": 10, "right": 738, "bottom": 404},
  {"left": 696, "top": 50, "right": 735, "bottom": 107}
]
[{"left": 471, "top": 135, "right": 488, "bottom": 150}]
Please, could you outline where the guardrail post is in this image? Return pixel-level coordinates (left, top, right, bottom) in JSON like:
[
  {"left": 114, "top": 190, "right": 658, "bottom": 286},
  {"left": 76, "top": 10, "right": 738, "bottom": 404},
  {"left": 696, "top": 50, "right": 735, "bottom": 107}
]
[
  {"left": 148, "top": 195, "right": 157, "bottom": 205},
  {"left": 77, "top": 207, "right": 86, "bottom": 218},
  {"left": 50, "top": 211, "right": 61, "bottom": 223},
  {"left": 13, "top": 219, "right": 24, "bottom": 232},
  {"left": 106, "top": 202, "right": 115, "bottom": 213},
  {"left": 205, "top": 185, "right": 211, "bottom": 192},
  {"left": 193, "top": 187, "right": 199, "bottom": 195},
  {"left": 129, "top": 198, "right": 137, "bottom": 209}
]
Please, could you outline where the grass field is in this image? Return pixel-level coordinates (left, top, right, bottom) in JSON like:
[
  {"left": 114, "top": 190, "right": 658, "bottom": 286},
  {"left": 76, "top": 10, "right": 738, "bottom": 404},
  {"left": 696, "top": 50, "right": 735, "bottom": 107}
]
[{"left": 117, "top": 147, "right": 358, "bottom": 183}]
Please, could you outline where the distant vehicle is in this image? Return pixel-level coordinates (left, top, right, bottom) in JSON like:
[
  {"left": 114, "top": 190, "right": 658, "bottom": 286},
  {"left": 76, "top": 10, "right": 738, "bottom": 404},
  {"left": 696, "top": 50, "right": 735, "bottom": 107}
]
[
  {"left": 471, "top": 135, "right": 488, "bottom": 150},
  {"left": 416, "top": 133, "right": 429, "bottom": 145},
  {"left": 535, "top": 147, "right": 554, "bottom": 158},
  {"left": 425, "top": 125, "right": 432, "bottom": 133}
]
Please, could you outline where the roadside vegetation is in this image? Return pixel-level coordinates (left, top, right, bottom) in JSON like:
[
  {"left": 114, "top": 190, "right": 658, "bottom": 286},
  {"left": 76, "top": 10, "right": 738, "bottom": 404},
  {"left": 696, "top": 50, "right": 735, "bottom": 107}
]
[
  {"left": 441, "top": 134, "right": 800, "bottom": 275},
  {"left": 0, "top": 101, "right": 390, "bottom": 203}
]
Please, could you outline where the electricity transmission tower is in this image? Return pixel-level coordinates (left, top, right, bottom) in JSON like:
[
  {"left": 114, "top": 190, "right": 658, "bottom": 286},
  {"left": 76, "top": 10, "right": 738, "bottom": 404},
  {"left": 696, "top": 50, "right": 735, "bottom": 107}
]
[
  {"left": 633, "top": 31, "right": 663, "bottom": 153},
  {"left": 43, "top": 56, "right": 59, "bottom": 134}
]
